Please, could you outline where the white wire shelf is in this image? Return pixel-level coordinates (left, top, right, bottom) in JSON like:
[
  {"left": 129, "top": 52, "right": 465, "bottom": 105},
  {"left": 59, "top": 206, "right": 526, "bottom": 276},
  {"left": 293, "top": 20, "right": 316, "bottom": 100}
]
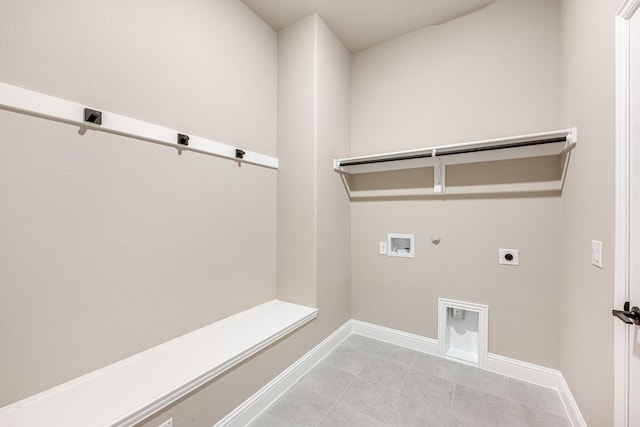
[{"left": 334, "top": 128, "right": 577, "bottom": 197}]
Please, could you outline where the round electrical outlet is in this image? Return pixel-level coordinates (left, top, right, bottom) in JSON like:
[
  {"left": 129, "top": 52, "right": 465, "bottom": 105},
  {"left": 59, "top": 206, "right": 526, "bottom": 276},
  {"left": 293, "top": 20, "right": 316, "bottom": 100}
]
[{"left": 499, "top": 248, "right": 519, "bottom": 265}]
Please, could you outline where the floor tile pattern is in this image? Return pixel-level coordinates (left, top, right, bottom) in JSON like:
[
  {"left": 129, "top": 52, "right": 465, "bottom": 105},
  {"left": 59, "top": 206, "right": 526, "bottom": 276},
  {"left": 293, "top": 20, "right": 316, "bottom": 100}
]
[{"left": 249, "top": 335, "right": 571, "bottom": 427}]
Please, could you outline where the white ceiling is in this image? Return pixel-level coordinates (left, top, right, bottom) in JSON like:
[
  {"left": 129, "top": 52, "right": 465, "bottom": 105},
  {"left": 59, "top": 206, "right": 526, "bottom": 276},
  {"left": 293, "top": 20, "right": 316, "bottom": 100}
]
[{"left": 241, "top": 0, "right": 495, "bottom": 52}]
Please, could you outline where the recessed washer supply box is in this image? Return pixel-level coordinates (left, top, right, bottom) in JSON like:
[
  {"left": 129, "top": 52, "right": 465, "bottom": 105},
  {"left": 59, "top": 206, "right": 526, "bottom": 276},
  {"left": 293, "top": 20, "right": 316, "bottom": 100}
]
[{"left": 387, "top": 233, "right": 414, "bottom": 258}]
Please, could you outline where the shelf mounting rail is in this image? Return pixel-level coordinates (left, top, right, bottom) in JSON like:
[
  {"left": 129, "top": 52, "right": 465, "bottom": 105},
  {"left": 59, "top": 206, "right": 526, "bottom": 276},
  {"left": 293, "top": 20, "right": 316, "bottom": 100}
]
[{"left": 0, "top": 81, "right": 278, "bottom": 169}]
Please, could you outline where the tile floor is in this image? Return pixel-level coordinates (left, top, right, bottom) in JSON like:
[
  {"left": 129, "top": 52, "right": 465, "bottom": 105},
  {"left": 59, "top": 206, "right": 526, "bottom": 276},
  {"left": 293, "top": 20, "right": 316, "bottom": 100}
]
[{"left": 249, "top": 335, "right": 571, "bottom": 427}]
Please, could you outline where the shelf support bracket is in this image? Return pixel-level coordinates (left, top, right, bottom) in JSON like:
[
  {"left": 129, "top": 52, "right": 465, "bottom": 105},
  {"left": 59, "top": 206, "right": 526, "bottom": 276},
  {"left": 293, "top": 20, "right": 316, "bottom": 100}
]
[{"left": 433, "top": 149, "right": 446, "bottom": 194}]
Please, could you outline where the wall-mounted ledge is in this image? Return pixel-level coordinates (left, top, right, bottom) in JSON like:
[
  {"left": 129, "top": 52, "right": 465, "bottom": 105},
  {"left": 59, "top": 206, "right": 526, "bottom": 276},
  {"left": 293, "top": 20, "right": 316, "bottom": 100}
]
[
  {"left": 342, "top": 180, "right": 567, "bottom": 200},
  {"left": 334, "top": 128, "right": 577, "bottom": 198},
  {"left": 0, "top": 300, "right": 317, "bottom": 427},
  {"left": 0, "top": 82, "right": 278, "bottom": 169}
]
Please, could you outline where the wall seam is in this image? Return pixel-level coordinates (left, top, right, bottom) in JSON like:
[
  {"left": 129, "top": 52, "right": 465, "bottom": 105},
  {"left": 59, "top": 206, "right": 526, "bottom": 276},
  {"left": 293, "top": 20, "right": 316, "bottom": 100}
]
[{"left": 313, "top": 14, "right": 319, "bottom": 298}]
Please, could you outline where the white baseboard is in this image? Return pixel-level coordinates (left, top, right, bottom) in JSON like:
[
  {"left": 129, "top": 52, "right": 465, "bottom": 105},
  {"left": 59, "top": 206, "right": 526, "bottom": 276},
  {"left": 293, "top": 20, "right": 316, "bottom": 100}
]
[
  {"left": 486, "top": 354, "right": 586, "bottom": 427},
  {"left": 217, "top": 319, "right": 586, "bottom": 427},
  {"left": 486, "top": 352, "right": 561, "bottom": 389},
  {"left": 350, "top": 320, "right": 439, "bottom": 354},
  {"left": 215, "top": 321, "right": 352, "bottom": 427},
  {"left": 558, "top": 373, "right": 588, "bottom": 427},
  {"left": 352, "top": 320, "right": 586, "bottom": 427}
]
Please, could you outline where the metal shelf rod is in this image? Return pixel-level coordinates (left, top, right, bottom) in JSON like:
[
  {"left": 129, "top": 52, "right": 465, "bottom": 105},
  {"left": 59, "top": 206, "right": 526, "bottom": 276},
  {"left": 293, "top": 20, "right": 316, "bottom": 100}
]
[{"left": 334, "top": 128, "right": 576, "bottom": 171}]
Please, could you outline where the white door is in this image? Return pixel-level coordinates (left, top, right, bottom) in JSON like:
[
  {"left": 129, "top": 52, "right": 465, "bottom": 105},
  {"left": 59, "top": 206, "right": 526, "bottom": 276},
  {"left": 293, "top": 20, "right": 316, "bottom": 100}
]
[
  {"left": 616, "top": 2, "right": 640, "bottom": 426},
  {"left": 629, "top": 8, "right": 640, "bottom": 424}
]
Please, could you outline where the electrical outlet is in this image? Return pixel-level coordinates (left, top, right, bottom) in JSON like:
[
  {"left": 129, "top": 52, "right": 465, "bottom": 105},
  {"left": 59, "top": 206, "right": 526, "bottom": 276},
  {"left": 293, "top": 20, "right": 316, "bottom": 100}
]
[
  {"left": 499, "top": 248, "right": 519, "bottom": 266},
  {"left": 158, "top": 419, "right": 173, "bottom": 427}
]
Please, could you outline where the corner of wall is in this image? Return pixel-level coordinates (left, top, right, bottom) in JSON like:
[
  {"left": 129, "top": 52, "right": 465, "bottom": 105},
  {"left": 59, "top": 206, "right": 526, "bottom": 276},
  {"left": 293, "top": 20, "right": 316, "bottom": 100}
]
[{"left": 558, "top": 0, "right": 620, "bottom": 425}]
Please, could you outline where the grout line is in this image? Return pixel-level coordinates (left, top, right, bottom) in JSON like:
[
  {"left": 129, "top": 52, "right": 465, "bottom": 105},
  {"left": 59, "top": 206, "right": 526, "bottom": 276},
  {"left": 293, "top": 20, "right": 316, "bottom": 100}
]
[
  {"left": 381, "top": 362, "right": 412, "bottom": 425},
  {"left": 314, "top": 402, "right": 333, "bottom": 427},
  {"left": 507, "top": 374, "right": 514, "bottom": 420},
  {"left": 269, "top": 338, "right": 347, "bottom": 427},
  {"left": 381, "top": 388, "right": 401, "bottom": 425},
  {"left": 450, "top": 383, "right": 457, "bottom": 410},
  {"left": 251, "top": 333, "right": 571, "bottom": 426},
  {"left": 314, "top": 372, "right": 358, "bottom": 427},
  {"left": 314, "top": 340, "right": 365, "bottom": 427}
]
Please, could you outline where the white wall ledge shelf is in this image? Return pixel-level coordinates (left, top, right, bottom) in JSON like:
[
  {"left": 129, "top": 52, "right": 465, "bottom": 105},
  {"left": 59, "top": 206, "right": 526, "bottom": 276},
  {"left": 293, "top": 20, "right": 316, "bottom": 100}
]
[
  {"left": 0, "top": 82, "right": 278, "bottom": 169},
  {"left": 333, "top": 128, "right": 577, "bottom": 197},
  {"left": 0, "top": 300, "right": 317, "bottom": 427}
]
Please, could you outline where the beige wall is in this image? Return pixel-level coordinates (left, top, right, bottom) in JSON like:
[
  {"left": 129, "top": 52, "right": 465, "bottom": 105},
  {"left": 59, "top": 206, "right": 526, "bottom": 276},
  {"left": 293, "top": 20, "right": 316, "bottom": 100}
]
[
  {"left": 315, "top": 15, "right": 353, "bottom": 325},
  {"left": 275, "top": 11, "right": 352, "bottom": 356},
  {"left": 276, "top": 11, "right": 352, "bottom": 317},
  {"left": 1, "top": 0, "right": 622, "bottom": 424},
  {"left": 350, "top": 0, "right": 565, "bottom": 369},
  {"left": 559, "top": 0, "right": 620, "bottom": 424},
  {"left": 276, "top": 15, "right": 318, "bottom": 307},
  {"left": 0, "top": 0, "right": 279, "bottom": 409},
  {"left": 1, "top": 2, "right": 352, "bottom": 423},
  {"left": 351, "top": 0, "right": 562, "bottom": 156},
  {"left": 139, "top": 13, "right": 352, "bottom": 427}
]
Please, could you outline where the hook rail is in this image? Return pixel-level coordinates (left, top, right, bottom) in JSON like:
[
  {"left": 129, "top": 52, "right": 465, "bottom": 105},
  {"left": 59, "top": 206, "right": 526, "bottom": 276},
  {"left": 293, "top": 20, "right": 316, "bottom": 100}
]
[{"left": 0, "top": 82, "right": 278, "bottom": 169}]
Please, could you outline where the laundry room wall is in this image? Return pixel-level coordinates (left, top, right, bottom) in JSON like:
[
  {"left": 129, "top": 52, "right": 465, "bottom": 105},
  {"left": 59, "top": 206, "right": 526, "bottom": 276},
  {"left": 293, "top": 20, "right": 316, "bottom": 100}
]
[
  {"left": 139, "top": 12, "right": 352, "bottom": 426},
  {"left": 349, "top": 0, "right": 565, "bottom": 369},
  {"left": 558, "top": 0, "right": 619, "bottom": 424},
  {"left": 0, "top": 0, "right": 279, "bottom": 408}
]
